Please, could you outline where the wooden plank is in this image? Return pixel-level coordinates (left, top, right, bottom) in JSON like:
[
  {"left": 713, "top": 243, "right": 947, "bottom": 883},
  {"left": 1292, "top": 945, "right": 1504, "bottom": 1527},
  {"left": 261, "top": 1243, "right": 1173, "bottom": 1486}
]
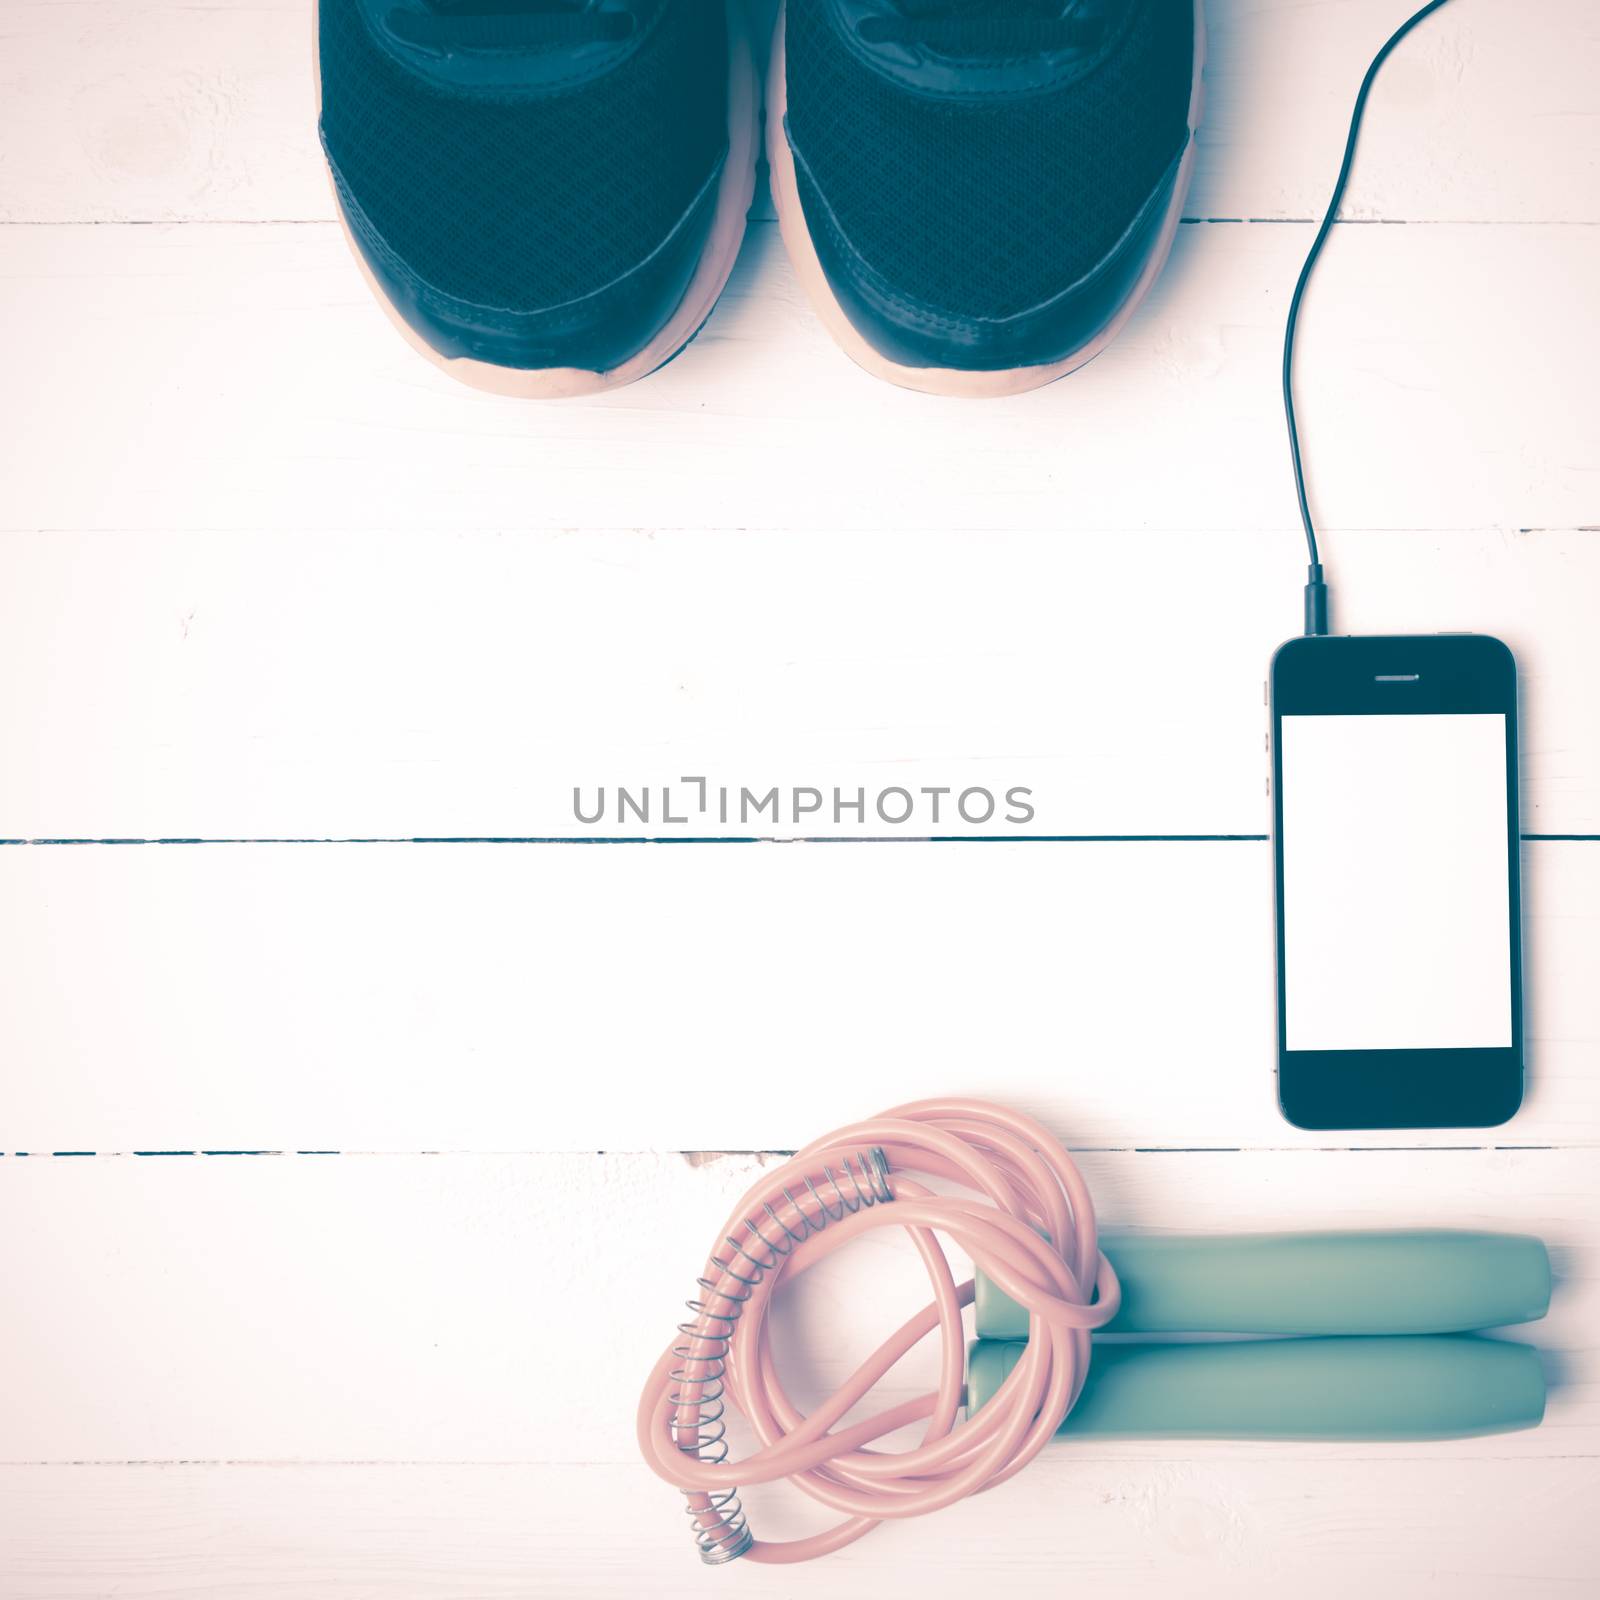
[
  {"left": 0, "top": 841, "right": 1593, "bottom": 1151},
  {"left": 2, "top": 1, "right": 1595, "bottom": 225},
  {"left": 0, "top": 0, "right": 326, "bottom": 225},
  {"left": 1, "top": 7, "right": 1593, "bottom": 1594},
  {"left": 2, "top": 526, "right": 1596, "bottom": 840},
  {"left": 0, "top": 1148, "right": 1590, "bottom": 1463},
  {"left": 0, "top": 1456, "right": 1595, "bottom": 1598},
  {"left": 0, "top": 222, "right": 1594, "bottom": 538}
]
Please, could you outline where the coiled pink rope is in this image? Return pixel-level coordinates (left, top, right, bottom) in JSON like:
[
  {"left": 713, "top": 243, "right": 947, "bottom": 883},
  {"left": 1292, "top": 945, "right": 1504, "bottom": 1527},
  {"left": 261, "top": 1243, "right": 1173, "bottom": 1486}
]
[{"left": 637, "top": 1098, "right": 1120, "bottom": 1564}]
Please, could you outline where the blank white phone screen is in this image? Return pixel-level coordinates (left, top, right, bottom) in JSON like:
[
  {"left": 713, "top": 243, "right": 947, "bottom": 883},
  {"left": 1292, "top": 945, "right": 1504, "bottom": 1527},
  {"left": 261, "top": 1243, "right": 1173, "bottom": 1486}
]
[{"left": 1280, "top": 713, "right": 1512, "bottom": 1052}]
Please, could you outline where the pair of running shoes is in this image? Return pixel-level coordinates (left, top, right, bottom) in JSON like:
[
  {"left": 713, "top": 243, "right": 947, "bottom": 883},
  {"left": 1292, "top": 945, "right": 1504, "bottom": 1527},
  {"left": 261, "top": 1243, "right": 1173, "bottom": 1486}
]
[{"left": 317, "top": 1, "right": 1203, "bottom": 398}]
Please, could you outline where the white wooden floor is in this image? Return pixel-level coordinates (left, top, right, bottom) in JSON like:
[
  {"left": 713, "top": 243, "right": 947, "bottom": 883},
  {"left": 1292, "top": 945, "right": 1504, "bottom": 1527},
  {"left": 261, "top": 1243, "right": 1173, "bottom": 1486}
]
[{"left": 1, "top": 1, "right": 1597, "bottom": 1594}]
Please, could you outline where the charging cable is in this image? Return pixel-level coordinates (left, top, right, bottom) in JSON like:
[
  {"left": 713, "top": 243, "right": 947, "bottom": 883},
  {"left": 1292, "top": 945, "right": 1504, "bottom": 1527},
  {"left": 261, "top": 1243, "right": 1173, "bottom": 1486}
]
[
  {"left": 1283, "top": 0, "right": 1456, "bottom": 636},
  {"left": 636, "top": 1099, "right": 1119, "bottom": 1565}
]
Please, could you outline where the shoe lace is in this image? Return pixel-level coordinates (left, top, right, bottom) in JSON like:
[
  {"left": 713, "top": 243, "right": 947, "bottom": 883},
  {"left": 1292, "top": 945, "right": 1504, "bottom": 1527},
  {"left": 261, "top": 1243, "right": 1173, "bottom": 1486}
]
[
  {"left": 386, "top": 0, "right": 636, "bottom": 52},
  {"left": 859, "top": 1, "right": 1107, "bottom": 54}
]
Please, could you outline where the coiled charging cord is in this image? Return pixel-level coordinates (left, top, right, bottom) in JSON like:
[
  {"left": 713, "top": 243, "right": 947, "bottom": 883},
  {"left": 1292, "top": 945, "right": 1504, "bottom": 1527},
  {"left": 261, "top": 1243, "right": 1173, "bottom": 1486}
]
[{"left": 636, "top": 1098, "right": 1119, "bottom": 1565}]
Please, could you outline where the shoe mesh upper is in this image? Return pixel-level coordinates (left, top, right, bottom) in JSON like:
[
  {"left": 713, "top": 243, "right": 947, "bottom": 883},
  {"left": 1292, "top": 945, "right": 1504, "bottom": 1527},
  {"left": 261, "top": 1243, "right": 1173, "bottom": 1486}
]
[
  {"left": 786, "top": 0, "right": 1194, "bottom": 322},
  {"left": 319, "top": 0, "right": 727, "bottom": 311}
]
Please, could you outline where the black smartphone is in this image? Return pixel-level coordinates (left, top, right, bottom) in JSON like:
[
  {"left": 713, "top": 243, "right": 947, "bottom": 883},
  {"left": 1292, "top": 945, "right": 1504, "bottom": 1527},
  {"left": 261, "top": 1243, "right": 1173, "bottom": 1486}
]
[{"left": 1270, "top": 633, "right": 1523, "bottom": 1129}]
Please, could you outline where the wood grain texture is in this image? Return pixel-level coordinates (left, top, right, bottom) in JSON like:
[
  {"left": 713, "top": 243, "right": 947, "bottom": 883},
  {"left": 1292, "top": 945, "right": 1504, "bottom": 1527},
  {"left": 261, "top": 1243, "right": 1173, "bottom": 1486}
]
[
  {"left": 2, "top": 527, "right": 1596, "bottom": 839},
  {"left": 0, "top": 1457, "right": 1596, "bottom": 1599},
  {"left": 2, "top": 0, "right": 1597, "bottom": 1594},
  {"left": 1, "top": 840, "right": 1594, "bottom": 1151},
  {"left": 2, "top": 0, "right": 1595, "bottom": 225},
  {"left": 1, "top": 221, "right": 1594, "bottom": 537},
  {"left": 0, "top": 1147, "right": 1591, "bottom": 1463},
  {"left": 0, "top": 1147, "right": 1594, "bottom": 1593}
]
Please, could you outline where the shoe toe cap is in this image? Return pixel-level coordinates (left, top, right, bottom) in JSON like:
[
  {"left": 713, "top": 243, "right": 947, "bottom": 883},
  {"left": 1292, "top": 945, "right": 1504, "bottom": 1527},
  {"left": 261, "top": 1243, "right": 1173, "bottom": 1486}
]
[
  {"left": 789, "top": 136, "right": 1188, "bottom": 376},
  {"left": 328, "top": 149, "right": 724, "bottom": 376}
]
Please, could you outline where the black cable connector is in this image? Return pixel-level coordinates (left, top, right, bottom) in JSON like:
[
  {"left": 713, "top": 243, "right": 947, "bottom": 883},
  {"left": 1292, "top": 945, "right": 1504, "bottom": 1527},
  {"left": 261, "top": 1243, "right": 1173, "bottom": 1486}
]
[
  {"left": 1304, "top": 563, "right": 1329, "bottom": 639},
  {"left": 1282, "top": 0, "right": 1454, "bottom": 638}
]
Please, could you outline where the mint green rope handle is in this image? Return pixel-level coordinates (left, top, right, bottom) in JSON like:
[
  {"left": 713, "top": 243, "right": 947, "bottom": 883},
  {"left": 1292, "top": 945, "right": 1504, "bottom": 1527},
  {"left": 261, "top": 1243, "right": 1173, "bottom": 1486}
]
[
  {"left": 973, "top": 1230, "right": 1550, "bottom": 1340},
  {"left": 966, "top": 1335, "right": 1545, "bottom": 1440}
]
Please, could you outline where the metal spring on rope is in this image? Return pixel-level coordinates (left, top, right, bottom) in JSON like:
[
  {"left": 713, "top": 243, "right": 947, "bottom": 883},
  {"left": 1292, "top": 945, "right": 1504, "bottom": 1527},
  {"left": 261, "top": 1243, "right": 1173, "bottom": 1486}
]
[{"left": 668, "top": 1147, "right": 894, "bottom": 1564}]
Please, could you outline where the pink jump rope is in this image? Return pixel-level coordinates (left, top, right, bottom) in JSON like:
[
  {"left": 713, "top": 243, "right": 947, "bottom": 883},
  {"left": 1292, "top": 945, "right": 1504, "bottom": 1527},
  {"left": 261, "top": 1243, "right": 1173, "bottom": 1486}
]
[
  {"left": 637, "top": 1099, "right": 1126, "bottom": 1564},
  {"left": 636, "top": 1097, "right": 1549, "bottom": 1565}
]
